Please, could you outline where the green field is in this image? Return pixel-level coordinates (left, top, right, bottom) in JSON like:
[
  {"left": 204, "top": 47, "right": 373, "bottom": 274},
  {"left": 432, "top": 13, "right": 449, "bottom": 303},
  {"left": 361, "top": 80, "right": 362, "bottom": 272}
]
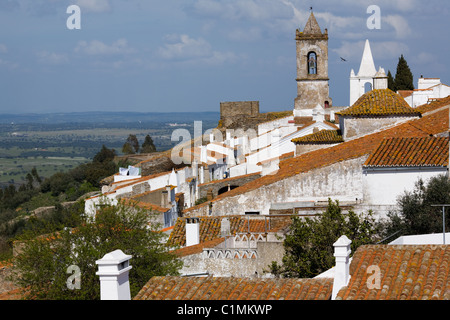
[
  {"left": 0, "top": 155, "right": 90, "bottom": 188},
  {"left": 0, "top": 112, "right": 219, "bottom": 188}
]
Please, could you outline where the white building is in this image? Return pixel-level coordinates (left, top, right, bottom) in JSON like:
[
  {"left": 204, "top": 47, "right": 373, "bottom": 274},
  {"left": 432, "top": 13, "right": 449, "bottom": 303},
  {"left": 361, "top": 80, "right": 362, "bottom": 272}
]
[
  {"left": 399, "top": 77, "right": 450, "bottom": 108},
  {"left": 362, "top": 136, "right": 449, "bottom": 206},
  {"left": 349, "top": 39, "right": 388, "bottom": 106}
]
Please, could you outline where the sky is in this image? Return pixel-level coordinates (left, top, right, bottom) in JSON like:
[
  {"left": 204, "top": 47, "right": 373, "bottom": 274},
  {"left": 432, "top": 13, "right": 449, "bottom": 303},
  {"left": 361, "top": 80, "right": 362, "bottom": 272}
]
[{"left": 0, "top": 0, "right": 448, "bottom": 114}]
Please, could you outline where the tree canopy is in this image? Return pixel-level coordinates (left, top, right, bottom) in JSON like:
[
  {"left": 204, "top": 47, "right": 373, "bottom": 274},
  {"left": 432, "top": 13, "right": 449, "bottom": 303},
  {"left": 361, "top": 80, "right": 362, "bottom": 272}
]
[
  {"left": 393, "top": 54, "right": 414, "bottom": 91},
  {"left": 12, "top": 200, "right": 182, "bottom": 300},
  {"left": 141, "top": 134, "right": 157, "bottom": 153},
  {"left": 269, "top": 199, "right": 379, "bottom": 278},
  {"left": 380, "top": 174, "right": 450, "bottom": 238}
]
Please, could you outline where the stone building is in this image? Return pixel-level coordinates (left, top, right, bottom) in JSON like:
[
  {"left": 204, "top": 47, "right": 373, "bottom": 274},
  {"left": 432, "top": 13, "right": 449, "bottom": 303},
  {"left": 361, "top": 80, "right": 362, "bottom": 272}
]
[
  {"left": 294, "top": 11, "right": 332, "bottom": 115},
  {"left": 336, "top": 88, "right": 421, "bottom": 140}
]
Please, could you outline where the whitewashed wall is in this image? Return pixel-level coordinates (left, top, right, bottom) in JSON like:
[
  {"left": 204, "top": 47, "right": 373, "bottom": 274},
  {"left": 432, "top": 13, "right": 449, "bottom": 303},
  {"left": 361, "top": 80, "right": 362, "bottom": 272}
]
[{"left": 362, "top": 167, "right": 448, "bottom": 205}]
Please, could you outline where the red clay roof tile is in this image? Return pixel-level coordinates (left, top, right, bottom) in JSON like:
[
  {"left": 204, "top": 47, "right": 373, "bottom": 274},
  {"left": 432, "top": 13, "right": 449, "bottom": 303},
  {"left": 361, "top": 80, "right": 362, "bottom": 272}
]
[
  {"left": 364, "top": 137, "right": 449, "bottom": 167},
  {"left": 134, "top": 276, "right": 333, "bottom": 300},
  {"left": 336, "top": 244, "right": 450, "bottom": 300},
  {"left": 336, "top": 89, "right": 420, "bottom": 117}
]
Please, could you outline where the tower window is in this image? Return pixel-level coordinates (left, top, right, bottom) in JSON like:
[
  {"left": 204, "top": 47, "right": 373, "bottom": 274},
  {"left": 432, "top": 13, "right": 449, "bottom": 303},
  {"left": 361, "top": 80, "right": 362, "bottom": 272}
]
[{"left": 308, "top": 52, "right": 317, "bottom": 75}]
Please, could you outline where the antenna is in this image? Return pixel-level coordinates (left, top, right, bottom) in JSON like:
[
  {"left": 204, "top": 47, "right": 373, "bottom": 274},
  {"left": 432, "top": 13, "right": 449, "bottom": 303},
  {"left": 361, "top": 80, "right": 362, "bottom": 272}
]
[{"left": 430, "top": 204, "right": 449, "bottom": 244}]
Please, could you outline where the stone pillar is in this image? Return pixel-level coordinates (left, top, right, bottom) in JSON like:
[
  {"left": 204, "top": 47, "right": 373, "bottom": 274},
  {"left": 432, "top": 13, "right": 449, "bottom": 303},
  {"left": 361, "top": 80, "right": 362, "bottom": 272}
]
[{"left": 96, "top": 249, "right": 132, "bottom": 300}]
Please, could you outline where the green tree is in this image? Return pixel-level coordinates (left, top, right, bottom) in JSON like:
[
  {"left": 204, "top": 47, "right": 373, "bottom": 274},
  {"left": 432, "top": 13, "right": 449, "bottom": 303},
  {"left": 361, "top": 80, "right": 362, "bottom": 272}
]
[
  {"left": 122, "top": 134, "right": 140, "bottom": 154},
  {"left": 141, "top": 134, "right": 156, "bottom": 153},
  {"left": 387, "top": 70, "right": 395, "bottom": 91},
  {"left": 93, "top": 145, "right": 116, "bottom": 163},
  {"left": 269, "top": 199, "right": 379, "bottom": 278},
  {"left": 381, "top": 175, "right": 450, "bottom": 238},
  {"left": 393, "top": 54, "right": 414, "bottom": 90},
  {"left": 12, "top": 200, "right": 182, "bottom": 300}
]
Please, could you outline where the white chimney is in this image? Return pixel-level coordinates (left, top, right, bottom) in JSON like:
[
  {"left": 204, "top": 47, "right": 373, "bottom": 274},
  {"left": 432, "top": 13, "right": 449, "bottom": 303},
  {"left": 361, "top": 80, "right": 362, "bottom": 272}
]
[
  {"left": 332, "top": 235, "right": 352, "bottom": 300},
  {"left": 186, "top": 217, "right": 200, "bottom": 246},
  {"left": 96, "top": 249, "right": 132, "bottom": 300}
]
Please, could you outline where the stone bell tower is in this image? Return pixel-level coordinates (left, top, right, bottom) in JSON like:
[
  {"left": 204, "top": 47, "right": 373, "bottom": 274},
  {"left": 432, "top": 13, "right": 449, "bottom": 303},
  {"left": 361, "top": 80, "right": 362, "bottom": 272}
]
[{"left": 294, "top": 11, "right": 332, "bottom": 117}]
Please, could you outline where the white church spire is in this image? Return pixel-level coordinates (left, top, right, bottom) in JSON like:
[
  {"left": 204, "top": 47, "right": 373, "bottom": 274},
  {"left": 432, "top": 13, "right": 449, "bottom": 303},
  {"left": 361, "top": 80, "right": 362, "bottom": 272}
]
[{"left": 357, "top": 39, "right": 377, "bottom": 77}]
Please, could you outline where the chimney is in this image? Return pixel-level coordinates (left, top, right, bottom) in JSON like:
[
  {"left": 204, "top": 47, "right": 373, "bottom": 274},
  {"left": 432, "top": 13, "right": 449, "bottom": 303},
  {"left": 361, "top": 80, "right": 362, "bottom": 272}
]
[
  {"left": 186, "top": 217, "right": 200, "bottom": 246},
  {"left": 96, "top": 249, "right": 132, "bottom": 300},
  {"left": 221, "top": 217, "right": 231, "bottom": 237},
  {"left": 332, "top": 235, "right": 352, "bottom": 300}
]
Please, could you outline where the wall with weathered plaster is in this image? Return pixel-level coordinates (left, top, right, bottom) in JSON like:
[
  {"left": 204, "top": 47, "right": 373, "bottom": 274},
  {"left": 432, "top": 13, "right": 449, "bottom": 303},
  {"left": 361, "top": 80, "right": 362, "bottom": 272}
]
[
  {"left": 180, "top": 240, "right": 284, "bottom": 277},
  {"left": 187, "top": 156, "right": 367, "bottom": 217},
  {"left": 362, "top": 167, "right": 448, "bottom": 206},
  {"left": 340, "top": 116, "right": 417, "bottom": 140}
]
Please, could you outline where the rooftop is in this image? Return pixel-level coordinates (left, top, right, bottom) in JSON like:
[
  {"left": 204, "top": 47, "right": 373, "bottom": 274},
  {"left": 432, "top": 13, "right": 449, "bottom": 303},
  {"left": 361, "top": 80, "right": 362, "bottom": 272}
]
[
  {"left": 364, "top": 136, "right": 449, "bottom": 168},
  {"left": 336, "top": 244, "right": 450, "bottom": 300},
  {"left": 167, "top": 215, "right": 291, "bottom": 247},
  {"left": 337, "top": 89, "right": 421, "bottom": 117},
  {"left": 291, "top": 129, "right": 343, "bottom": 144},
  {"left": 134, "top": 276, "right": 333, "bottom": 300},
  {"left": 184, "top": 107, "right": 448, "bottom": 214}
]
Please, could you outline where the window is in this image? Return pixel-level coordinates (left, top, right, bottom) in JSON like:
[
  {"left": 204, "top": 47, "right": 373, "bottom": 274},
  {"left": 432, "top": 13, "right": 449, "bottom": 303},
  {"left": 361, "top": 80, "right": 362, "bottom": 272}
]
[{"left": 308, "top": 52, "right": 317, "bottom": 75}]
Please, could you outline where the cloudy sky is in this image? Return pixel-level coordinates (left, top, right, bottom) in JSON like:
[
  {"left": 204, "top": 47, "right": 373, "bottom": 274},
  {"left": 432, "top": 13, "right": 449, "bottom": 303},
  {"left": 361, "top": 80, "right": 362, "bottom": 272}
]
[{"left": 0, "top": 0, "right": 448, "bottom": 114}]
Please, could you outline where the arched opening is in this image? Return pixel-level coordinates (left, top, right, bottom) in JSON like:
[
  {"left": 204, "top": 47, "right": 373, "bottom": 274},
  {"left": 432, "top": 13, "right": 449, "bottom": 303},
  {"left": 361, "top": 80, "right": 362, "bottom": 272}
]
[
  {"left": 364, "top": 81, "right": 373, "bottom": 93},
  {"left": 307, "top": 52, "right": 317, "bottom": 75},
  {"left": 324, "top": 100, "right": 329, "bottom": 108},
  {"left": 218, "top": 185, "right": 239, "bottom": 195}
]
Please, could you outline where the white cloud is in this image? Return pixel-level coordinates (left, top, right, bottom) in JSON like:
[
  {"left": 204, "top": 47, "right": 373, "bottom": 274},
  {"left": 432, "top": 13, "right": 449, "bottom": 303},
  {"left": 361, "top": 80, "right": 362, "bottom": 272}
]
[
  {"left": 383, "top": 15, "right": 412, "bottom": 38},
  {"left": 0, "top": 44, "right": 7, "bottom": 54},
  {"left": 75, "top": 39, "right": 135, "bottom": 55},
  {"left": 157, "top": 34, "right": 238, "bottom": 65},
  {"left": 158, "top": 34, "right": 212, "bottom": 60},
  {"left": 74, "top": 0, "right": 111, "bottom": 13},
  {"left": 36, "top": 51, "right": 69, "bottom": 65}
]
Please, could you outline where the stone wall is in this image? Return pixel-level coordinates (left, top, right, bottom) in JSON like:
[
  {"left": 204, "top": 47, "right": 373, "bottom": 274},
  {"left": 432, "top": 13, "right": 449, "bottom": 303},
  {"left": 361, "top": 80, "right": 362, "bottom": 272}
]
[
  {"left": 198, "top": 173, "right": 261, "bottom": 200},
  {"left": 180, "top": 240, "right": 284, "bottom": 277},
  {"left": 186, "top": 156, "right": 368, "bottom": 217},
  {"left": 340, "top": 116, "right": 417, "bottom": 140},
  {"left": 220, "top": 101, "right": 259, "bottom": 120}
]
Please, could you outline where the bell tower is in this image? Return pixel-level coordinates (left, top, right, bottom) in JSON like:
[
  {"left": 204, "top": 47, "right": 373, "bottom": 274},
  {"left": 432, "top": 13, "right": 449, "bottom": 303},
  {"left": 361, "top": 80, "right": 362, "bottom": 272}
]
[{"left": 294, "top": 11, "right": 332, "bottom": 117}]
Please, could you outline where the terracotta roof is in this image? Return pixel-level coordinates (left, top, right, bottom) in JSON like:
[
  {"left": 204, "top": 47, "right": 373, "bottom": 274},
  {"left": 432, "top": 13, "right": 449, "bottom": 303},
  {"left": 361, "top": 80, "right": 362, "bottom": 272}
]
[
  {"left": 336, "top": 89, "right": 421, "bottom": 117},
  {"left": 184, "top": 107, "right": 448, "bottom": 214},
  {"left": 134, "top": 276, "right": 333, "bottom": 300},
  {"left": 364, "top": 137, "right": 449, "bottom": 168},
  {"left": 172, "top": 238, "right": 226, "bottom": 257},
  {"left": 197, "top": 172, "right": 260, "bottom": 188},
  {"left": 336, "top": 244, "right": 450, "bottom": 300},
  {"left": 121, "top": 198, "right": 169, "bottom": 213},
  {"left": 167, "top": 216, "right": 291, "bottom": 247},
  {"left": 291, "top": 129, "right": 343, "bottom": 144}
]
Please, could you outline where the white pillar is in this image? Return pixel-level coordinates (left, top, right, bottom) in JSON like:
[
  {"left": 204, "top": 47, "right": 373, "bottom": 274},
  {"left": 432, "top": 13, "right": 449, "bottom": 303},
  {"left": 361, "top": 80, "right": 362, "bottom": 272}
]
[
  {"left": 96, "top": 249, "right": 132, "bottom": 300},
  {"left": 332, "top": 235, "right": 352, "bottom": 300}
]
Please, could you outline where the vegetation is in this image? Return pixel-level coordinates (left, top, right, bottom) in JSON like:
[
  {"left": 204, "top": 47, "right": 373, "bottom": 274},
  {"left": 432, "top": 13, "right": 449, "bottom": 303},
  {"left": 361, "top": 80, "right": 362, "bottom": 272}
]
[
  {"left": 141, "top": 134, "right": 157, "bottom": 153},
  {"left": 380, "top": 175, "right": 450, "bottom": 238},
  {"left": 0, "top": 145, "right": 118, "bottom": 259},
  {"left": 269, "top": 199, "right": 379, "bottom": 278},
  {"left": 389, "top": 54, "right": 414, "bottom": 92},
  {"left": 11, "top": 200, "right": 182, "bottom": 300}
]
